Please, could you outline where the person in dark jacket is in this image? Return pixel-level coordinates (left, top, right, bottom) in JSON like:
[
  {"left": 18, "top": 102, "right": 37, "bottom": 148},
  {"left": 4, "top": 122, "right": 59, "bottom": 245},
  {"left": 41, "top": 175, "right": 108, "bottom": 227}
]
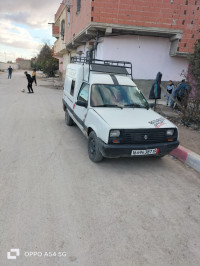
[
  {"left": 170, "top": 79, "right": 188, "bottom": 108},
  {"left": 149, "top": 72, "right": 162, "bottom": 99},
  {"left": 24, "top": 71, "right": 34, "bottom": 93},
  {"left": 8, "top": 66, "right": 13, "bottom": 79}
]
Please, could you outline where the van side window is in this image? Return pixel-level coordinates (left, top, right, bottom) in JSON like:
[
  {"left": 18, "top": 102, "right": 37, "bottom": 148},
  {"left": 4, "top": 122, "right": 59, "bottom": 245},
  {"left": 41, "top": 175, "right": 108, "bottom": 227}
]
[
  {"left": 70, "top": 80, "right": 75, "bottom": 96},
  {"left": 77, "top": 83, "right": 89, "bottom": 103}
]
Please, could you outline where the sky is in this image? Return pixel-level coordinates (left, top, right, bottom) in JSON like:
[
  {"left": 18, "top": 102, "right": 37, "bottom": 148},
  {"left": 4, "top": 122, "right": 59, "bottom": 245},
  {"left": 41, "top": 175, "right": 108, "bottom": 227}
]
[{"left": 0, "top": 0, "right": 60, "bottom": 63}]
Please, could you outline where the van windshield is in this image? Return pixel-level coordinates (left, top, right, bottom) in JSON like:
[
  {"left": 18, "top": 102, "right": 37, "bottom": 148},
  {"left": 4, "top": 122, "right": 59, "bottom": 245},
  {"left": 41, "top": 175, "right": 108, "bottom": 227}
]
[{"left": 91, "top": 84, "right": 148, "bottom": 108}]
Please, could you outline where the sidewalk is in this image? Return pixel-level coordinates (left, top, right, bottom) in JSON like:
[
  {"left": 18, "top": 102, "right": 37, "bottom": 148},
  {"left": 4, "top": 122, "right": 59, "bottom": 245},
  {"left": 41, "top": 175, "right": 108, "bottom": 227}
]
[
  {"left": 170, "top": 145, "right": 200, "bottom": 173},
  {"left": 155, "top": 104, "right": 200, "bottom": 173}
]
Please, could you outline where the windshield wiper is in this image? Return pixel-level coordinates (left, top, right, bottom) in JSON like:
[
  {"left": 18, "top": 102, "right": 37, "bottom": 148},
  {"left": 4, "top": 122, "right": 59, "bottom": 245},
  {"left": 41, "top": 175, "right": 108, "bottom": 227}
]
[
  {"left": 124, "top": 103, "right": 145, "bottom": 108},
  {"left": 94, "top": 104, "right": 124, "bottom": 109}
]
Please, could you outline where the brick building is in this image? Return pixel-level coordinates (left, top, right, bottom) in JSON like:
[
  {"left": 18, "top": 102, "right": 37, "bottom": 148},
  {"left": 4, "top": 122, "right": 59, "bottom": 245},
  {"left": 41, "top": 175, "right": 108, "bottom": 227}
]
[{"left": 52, "top": 0, "right": 200, "bottom": 83}]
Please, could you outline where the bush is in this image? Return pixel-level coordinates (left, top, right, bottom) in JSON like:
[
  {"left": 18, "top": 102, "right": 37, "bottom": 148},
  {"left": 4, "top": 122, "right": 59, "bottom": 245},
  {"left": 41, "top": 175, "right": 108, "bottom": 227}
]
[{"left": 183, "top": 36, "right": 200, "bottom": 123}]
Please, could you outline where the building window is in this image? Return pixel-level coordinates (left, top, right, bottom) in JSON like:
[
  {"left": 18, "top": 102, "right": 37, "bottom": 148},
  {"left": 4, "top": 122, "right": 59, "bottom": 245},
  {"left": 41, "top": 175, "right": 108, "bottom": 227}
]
[
  {"left": 67, "top": 9, "right": 70, "bottom": 27},
  {"left": 77, "top": 0, "right": 81, "bottom": 13},
  {"left": 61, "top": 19, "right": 65, "bottom": 40}
]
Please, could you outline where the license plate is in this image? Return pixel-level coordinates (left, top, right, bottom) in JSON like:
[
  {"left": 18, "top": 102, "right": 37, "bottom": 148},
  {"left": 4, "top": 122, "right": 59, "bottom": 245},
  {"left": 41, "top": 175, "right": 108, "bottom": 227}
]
[{"left": 131, "top": 148, "right": 157, "bottom": 156}]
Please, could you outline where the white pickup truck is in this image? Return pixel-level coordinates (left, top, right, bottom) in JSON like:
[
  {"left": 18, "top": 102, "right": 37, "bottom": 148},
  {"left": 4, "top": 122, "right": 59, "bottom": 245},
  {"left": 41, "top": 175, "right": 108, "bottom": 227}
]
[{"left": 62, "top": 57, "right": 179, "bottom": 162}]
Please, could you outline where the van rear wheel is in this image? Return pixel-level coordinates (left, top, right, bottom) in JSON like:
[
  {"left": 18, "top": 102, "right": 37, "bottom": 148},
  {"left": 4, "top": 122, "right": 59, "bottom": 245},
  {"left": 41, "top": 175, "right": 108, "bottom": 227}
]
[
  {"left": 65, "top": 109, "right": 73, "bottom": 126},
  {"left": 88, "top": 131, "right": 103, "bottom": 162}
]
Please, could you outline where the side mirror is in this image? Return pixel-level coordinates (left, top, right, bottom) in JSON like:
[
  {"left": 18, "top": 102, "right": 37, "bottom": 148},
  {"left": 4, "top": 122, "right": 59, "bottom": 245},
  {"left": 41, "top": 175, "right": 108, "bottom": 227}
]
[{"left": 76, "top": 100, "right": 88, "bottom": 108}]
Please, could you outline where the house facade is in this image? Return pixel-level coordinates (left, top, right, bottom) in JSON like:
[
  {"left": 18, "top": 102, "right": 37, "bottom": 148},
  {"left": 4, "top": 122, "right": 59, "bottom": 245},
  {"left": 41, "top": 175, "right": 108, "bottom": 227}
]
[{"left": 52, "top": 0, "right": 200, "bottom": 82}]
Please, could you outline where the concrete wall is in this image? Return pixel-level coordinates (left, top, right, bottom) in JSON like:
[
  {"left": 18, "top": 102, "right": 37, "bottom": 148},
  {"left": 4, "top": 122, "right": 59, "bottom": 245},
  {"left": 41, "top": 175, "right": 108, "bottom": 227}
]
[
  {"left": 18, "top": 60, "right": 31, "bottom": 70},
  {"left": 96, "top": 35, "right": 189, "bottom": 81},
  {"left": 134, "top": 79, "right": 178, "bottom": 100},
  {"left": 62, "top": 54, "right": 70, "bottom": 78},
  {"left": 59, "top": 58, "right": 63, "bottom": 72},
  {"left": 62, "top": 35, "right": 186, "bottom": 97},
  {"left": 0, "top": 62, "right": 19, "bottom": 71}
]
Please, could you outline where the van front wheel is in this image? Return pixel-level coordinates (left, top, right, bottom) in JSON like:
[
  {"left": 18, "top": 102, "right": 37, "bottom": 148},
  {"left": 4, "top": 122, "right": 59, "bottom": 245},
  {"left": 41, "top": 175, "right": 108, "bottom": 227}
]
[
  {"left": 65, "top": 109, "right": 73, "bottom": 126},
  {"left": 88, "top": 131, "right": 103, "bottom": 162}
]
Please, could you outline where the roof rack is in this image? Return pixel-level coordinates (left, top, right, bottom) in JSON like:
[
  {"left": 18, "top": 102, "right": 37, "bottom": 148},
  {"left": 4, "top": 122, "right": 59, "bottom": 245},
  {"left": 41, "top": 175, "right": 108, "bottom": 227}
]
[
  {"left": 70, "top": 57, "right": 88, "bottom": 64},
  {"left": 70, "top": 56, "right": 133, "bottom": 79}
]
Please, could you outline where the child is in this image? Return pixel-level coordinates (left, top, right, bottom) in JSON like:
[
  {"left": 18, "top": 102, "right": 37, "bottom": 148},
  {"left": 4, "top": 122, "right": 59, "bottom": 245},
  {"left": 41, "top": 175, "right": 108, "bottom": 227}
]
[
  {"left": 24, "top": 71, "right": 34, "bottom": 93},
  {"left": 32, "top": 69, "right": 37, "bottom": 86},
  {"left": 165, "top": 80, "right": 174, "bottom": 105}
]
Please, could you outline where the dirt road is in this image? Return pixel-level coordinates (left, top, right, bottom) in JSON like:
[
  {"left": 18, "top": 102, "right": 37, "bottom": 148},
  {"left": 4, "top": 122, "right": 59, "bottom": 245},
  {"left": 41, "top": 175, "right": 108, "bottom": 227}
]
[{"left": 0, "top": 71, "right": 200, "bottom": 266}]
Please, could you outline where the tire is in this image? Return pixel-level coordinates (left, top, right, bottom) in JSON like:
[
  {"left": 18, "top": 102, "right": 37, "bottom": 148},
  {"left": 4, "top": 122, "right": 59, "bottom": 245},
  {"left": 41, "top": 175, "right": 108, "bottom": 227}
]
[
  {"left": 88, "top": 131, "right": 103, "bottom": 162},
  {"left": 63, "top": 103, "right": 66, "bottom": 111},
  {"left": 65, "top": 109, "right": 74, "bottom": 126}
]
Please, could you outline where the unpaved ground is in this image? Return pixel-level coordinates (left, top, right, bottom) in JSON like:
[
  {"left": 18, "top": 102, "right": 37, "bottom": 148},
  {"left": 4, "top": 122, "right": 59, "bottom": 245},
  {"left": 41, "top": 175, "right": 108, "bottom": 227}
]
[
  {"left": 177, "top": 124, "right": 200, "bottom": 154},
  {"left": 0, "top": 71, "right": 200, "bottom": 266},
  {"left": 156, "top": 104, "right": 200, "bottom": 155}
]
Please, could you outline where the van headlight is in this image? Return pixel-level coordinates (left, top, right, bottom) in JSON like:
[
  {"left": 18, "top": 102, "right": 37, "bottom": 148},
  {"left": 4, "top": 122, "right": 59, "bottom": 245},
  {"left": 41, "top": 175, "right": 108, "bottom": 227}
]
[
  {"left": 166, "top": 129, "right": 174, "bottom": 136},
  {"left": 110, "top": 130, "right": 120, "bottom": 138}
]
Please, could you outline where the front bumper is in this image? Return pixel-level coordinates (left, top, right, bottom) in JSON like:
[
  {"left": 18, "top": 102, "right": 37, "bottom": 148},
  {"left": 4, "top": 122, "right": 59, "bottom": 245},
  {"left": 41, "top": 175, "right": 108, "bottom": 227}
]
[{"left": 98, "top": 139, "right": 179, "bottom": 158}]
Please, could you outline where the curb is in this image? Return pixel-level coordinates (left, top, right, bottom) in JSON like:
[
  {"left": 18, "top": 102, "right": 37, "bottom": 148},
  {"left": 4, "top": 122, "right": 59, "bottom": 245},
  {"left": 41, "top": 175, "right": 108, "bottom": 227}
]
[{"left": 170, "top": 145, "right": 200, "bottom": 174}]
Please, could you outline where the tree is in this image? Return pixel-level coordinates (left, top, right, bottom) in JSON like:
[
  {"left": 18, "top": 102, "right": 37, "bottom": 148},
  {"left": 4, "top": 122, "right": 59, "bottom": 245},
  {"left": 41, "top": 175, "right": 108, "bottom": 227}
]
[
  {"left": 189, "top": 37, "right": 200, "bottom": 81},
  {"left": 31, "top": 60, "right": 36, "bottom": 70},
  {"left": 185, "top": 34, "right": 200, "bottom": 122},
  {"left": 36, "top": 44, "right": 58, "bottom": 77}
]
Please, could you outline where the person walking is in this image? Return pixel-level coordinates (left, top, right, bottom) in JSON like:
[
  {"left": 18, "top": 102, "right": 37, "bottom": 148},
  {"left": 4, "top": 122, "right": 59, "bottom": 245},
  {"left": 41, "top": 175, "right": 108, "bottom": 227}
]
[
  {"left": 32, "top": 69, "right": 37, "bottom": 86},
  {"left": 165, "top": 80, "right": 174, "bottom": 106},
  {"left": 8, "top": 66, "right": 13, "bottom": 79},
  {"left": 24, "top": 71, "right": 34, "bottom": 93}
]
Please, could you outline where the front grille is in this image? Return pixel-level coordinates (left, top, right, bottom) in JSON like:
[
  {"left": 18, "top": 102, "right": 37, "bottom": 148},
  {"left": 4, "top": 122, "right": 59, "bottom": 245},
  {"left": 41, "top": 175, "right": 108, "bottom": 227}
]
[
  {"left": 123, "top": 129, "right": 166, "bottom": 144},
  {"left": 109, "top": 129, "right": 177, "bottom": 144}
]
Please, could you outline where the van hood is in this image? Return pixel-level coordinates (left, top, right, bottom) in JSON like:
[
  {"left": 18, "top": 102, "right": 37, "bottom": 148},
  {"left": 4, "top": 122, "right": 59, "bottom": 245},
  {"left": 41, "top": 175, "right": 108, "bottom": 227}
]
[{"left": 93, "top": 107, "right": 176, "bottom": 129}]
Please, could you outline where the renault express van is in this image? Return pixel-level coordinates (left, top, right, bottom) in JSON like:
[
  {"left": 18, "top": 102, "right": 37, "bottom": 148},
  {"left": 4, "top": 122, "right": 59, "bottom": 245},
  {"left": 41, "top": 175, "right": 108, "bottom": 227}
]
[{"left": 62, "top": 57, "right": 179, "bottom": 162}]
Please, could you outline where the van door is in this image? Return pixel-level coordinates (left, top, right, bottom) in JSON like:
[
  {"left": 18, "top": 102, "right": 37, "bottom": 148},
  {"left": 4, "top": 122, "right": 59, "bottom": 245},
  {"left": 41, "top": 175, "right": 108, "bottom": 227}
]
[{"left": 73, "top": 82, "right": 90, "bottom": 130}]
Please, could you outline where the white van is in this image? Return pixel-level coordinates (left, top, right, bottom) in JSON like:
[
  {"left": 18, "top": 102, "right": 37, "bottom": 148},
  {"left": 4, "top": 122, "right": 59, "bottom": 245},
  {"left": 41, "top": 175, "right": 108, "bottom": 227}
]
[{"left": 62, "top": 57, "right": 179, "bottom": 162}]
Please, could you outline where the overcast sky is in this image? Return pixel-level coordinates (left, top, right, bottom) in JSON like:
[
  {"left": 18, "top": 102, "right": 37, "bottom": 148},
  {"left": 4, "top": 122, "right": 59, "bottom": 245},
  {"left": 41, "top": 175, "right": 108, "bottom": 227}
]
[{"left": 0, "top": 0, "right": 60, "bottom": 62}]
